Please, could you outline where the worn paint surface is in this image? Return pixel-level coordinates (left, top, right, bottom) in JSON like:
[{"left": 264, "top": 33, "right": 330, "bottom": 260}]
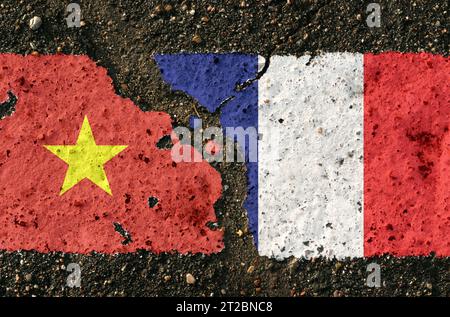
[
  {"left": 4, "top": 52, "right": 446, "bottom": 258},
  {"left": 155, "top": 54, "right": 260, "bottom": 244},
  {"left": 258, "top": 53, "right": 364, "bottom": 259},
  {"left": 0, "top": 54, "right": 223, "bottom": 254},
  {"left": 364, "top": 52, "right": 450, "bottom": 256},
  {"left": 156, "top": 52, "right": 449, "bottom": 259}
]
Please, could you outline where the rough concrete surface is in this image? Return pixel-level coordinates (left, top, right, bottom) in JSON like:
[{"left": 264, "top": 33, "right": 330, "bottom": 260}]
[
  {"left": 364, "top": 52, "right": 449, "bottom": 257},
  {"left": 0, "top": 54, "right": 223, "bottom": 254},
  {"left": 258, "top": 53, "right": 364, "bottom": 260},
  {"left": 0, "top": 0, "right": 449, "bottom": 297},
  {"left": 258, "top": 52, "right": 448, "bottom": 259}
]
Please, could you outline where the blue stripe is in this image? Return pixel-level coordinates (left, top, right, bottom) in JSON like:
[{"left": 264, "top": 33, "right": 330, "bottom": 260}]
[{"left": 155, "top": 53, "right": 259, "bottom": 246}]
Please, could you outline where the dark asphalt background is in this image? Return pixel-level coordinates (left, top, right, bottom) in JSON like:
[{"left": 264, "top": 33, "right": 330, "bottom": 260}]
[{"left": 0, "top": 0, "right": 449, "bottom": 297}]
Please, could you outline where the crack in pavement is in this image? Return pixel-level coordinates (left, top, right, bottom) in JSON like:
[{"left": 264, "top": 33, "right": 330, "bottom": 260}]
[
  {"left": 113, "top": 222, "right": 133, "bottom": 245},
  {"left": 216, "top": 1, "right": 329, "bottom": 114},
  {"left": 0, "top": 90, "right": 17, "bottom": 119}
]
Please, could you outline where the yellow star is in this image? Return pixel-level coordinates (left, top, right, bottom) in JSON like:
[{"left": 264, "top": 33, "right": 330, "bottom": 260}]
[{"left": 44, "top": 116, "right": 128, "bottom": 196}]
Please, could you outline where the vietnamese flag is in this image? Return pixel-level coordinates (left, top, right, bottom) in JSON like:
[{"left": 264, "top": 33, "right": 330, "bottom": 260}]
[{"left": 0, "top": 54, "right": 223, "bottom": 254}]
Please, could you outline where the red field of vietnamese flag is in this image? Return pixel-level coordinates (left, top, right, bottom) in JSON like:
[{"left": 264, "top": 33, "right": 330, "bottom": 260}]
[{"left": 0, "top": 54, "right": 223, "bottom": 254}]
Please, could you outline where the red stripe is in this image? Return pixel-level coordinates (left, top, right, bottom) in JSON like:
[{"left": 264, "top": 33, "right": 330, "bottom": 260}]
[{"left": 364, "top": 52, "right": 449, "bottom": 256}]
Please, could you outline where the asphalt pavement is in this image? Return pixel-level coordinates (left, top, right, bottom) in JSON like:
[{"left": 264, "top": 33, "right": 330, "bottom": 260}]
[{"left": 0, "top": 0, "right": 448, "bottom": 296}]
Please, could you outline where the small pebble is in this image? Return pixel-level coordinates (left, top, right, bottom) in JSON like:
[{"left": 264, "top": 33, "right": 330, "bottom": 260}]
[
  {"left": 288, "top": 258, "right": 299, "bottom": 274},
  {"left": 29, "top": 16, "right": 42, "bottom": 31},
  {"left": 247, "top": 265, "right": 255, "bottom": 274},
  {"left": 192, "top": 34, "right": 202, "bottom": 44},
  {"left": 164, "top": 4, "right": 173, "bottom": 12},
  {"left": 186, "top": 273, "right": 196, "bottom": 285},
  {"left": 333, "top": 290, "right": 343, "bottom": 297},
  {"left": 120, "top": 83, "right": 129, "bottom": 92}
]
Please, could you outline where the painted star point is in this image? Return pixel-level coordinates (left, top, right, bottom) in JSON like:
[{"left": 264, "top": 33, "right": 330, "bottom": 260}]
[{"left": 44, "top": 116, "right": 127, "bottom": 195}]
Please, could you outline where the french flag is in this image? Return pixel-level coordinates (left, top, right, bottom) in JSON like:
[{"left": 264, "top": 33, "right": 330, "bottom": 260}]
[{"left": 156, "top": 52, "right": 449, "bottom": 259}]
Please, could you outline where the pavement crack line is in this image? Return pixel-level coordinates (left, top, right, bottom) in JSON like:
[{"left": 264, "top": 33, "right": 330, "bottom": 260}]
[
  {"left": 113, "top": 222, "right": 133, "bottom": 245},
  {"left": 216, "top": 1, "right": 328, "bottom": 115},
  {"left": 0, "top": 90, "right": 17, "bottom": 119}
]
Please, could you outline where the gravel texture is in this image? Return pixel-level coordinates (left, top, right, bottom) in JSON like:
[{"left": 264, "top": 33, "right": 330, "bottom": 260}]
[{"left": 0, "top": 0, "right": 448, "bottom": 297}]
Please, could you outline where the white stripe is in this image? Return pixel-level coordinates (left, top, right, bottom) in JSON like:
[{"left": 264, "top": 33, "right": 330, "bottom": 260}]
[{"left": 258, "top": 53, "right": 364, "bottom": 259}]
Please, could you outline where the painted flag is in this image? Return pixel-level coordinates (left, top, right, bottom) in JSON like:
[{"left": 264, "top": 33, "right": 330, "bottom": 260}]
[
  {"left": 155, "top": 52, "right": 449, "bottom": 259},
  {"left": 0, "top": 54, "right": 223, "bottom": 254}
]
